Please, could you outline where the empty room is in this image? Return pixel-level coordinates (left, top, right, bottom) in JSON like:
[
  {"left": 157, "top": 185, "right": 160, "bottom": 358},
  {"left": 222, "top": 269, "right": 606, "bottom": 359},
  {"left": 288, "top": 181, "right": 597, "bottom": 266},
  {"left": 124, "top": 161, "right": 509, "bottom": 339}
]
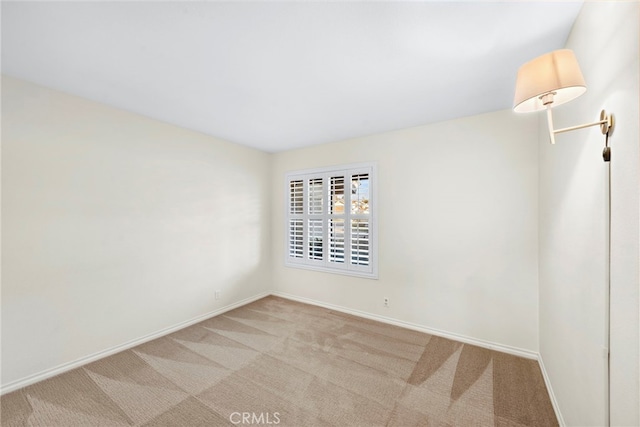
[{"left": 1, "top": 1, "right": 639, "bottom": 426}]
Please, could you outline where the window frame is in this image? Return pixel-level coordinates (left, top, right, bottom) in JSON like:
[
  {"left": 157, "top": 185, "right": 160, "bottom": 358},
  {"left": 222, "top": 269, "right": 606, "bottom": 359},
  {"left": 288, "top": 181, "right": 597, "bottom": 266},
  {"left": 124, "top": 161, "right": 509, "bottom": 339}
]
[{"left": 284, "top": 162, "right": 378, "bottom": 279}]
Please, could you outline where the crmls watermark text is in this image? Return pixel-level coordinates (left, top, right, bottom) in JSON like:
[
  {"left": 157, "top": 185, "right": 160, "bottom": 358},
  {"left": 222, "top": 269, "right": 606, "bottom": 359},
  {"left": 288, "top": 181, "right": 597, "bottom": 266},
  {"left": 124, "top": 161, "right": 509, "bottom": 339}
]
[{"left": 229, "top": 412, "right": 281, "bottom": 425}]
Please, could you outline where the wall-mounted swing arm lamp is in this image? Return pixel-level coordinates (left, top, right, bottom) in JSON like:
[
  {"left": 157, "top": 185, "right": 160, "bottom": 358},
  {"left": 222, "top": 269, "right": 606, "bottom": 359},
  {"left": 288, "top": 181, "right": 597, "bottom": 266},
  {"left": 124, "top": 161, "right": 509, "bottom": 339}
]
[
  {"left": 515, "top": 48, "right": 616, "bottom": 427},
  {"left": 513, "top": 49, "right": 614, "bottom": 162}
]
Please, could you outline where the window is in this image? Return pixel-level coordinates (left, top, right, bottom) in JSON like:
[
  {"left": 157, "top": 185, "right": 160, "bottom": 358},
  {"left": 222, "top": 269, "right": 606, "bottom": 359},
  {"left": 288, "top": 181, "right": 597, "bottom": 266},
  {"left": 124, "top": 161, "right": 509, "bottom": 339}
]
[{"left": 285, "top": 163, "right": 377, "bottom": 278}]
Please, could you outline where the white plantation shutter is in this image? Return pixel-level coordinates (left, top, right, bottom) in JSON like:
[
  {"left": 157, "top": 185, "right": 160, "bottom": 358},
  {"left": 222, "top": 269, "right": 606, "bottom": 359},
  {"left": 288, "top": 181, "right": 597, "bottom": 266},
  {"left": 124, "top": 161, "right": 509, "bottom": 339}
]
[
  {"left": 308, "top": 219, "right": 323, "bottom": 260},
  {"left": 351, "top": 219, "right": 369, "bottom": 265},
  {"left": 289, "top": 220, "right": 303, "bottom": 258},
  {"left": 308, "top": 178, "right": 323, "bottom": 214},
  {"left": 290, "top": 180, "right": 303, "bottom": 214},
  {"left": 329, "top": 175, "right": 345, "bottom": 265},
  {"left": 349, "top": 173, "right": 370, "bottom": 267},
  {"left": 288, "top": 179, "right": 304, "bottom": 259},
  {"left": 329, "top": 219, "right": 345, "bottom": 263},
  {"left": 307, "top": 178, "right": 324, "bottom": 262},
  {"left": 285, "top": 163, "right": 377, "bottom": 278}
]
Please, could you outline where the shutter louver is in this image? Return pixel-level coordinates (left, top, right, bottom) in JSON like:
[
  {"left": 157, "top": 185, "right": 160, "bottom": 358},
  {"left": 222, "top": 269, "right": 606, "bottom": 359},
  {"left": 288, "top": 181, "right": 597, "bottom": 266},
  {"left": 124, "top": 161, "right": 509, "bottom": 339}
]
[
  {"left": 289, "top": 220, "right": 303, "bottom": 258},
  {"left": 351, "top": 219, "right": 369, "bottom": 266},
  {"left": 308, "top": 219, "right": 323, "bottom": 260},
  {"left": 329, "top": 219, "right": 345, "bottom": 263},
  {"left": 290, "top": 180, "right": 303, "bottom": 214},
  {"left": 351, "top": 174, "right": 370, "bottom": 215},
  {"left": 288, "top": 180, "right": 304, "bottom": 259},
  {"left": 330, "top": 176, "right": 345, "bottom": 214},
  {"left": 308, "top": 178, "right": 323, "bottom": 214}
]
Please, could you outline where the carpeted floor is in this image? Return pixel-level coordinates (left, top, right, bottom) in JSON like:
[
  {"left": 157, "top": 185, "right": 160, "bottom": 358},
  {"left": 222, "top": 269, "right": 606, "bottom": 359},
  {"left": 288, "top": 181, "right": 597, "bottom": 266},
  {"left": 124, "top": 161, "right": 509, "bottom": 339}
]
[{"left": 1, "top": 296, "right": 558, "bottom": 426}]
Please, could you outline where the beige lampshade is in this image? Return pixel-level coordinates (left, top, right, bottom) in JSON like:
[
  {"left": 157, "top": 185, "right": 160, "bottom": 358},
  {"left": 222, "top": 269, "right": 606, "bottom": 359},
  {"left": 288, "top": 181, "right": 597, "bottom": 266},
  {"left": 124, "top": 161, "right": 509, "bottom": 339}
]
[{"left": 513, "top": 49, "right": 586, "bottom": 113}]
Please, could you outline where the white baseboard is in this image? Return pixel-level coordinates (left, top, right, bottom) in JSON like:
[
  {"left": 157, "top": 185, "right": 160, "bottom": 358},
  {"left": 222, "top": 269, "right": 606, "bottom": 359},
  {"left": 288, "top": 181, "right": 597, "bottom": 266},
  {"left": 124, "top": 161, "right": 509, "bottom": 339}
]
[
  {"left": 538, "top": 354, "right": 566, "bottom": 427},
  {"left": 0, "top": 292, "right": 270, "bottom": 395},
  {"left": 271, "top": 291, "right": 539, "bottom": 360}
]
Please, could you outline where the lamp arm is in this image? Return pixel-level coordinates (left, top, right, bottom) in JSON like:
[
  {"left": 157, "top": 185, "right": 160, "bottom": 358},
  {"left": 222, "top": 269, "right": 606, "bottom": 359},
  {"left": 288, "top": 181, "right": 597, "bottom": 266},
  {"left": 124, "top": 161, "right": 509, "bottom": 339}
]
[
  {"left": 545, "top": 106, "right": 556, "bottom": 145},
  {"left": 554, "top": 119, "right": 610, "bottom": 134},
  {"left": 544, "top": 107, "right": 615, "bottom": 158}
]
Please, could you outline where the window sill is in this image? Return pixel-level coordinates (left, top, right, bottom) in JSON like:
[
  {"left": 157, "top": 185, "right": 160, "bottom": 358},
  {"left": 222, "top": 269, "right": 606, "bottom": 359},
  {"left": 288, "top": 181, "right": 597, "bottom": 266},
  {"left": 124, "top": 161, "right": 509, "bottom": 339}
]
[{"left": 284, "top": 261, "right": 378, "bottom": 280}]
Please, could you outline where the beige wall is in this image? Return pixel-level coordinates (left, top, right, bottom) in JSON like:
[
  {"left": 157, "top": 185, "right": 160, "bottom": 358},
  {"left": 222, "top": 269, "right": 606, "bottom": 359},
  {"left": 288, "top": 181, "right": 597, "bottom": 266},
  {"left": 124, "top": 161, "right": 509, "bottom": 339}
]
[
  {"left": 1, "top": 76, "right": 272, "bottom": 387},
  {"left": 538, "top": 1, "right": 640, "bottom": 425},
  {"left": 271, "top": 109, "right": 540, "bottom": 354}
]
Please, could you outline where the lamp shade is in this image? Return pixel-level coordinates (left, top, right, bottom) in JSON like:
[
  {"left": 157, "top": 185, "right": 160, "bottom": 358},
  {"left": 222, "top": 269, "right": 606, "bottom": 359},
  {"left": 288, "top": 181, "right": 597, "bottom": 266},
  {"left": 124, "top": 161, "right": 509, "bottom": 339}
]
[{"left": 513, "top": 49, "right": 586, "bottom": 113}]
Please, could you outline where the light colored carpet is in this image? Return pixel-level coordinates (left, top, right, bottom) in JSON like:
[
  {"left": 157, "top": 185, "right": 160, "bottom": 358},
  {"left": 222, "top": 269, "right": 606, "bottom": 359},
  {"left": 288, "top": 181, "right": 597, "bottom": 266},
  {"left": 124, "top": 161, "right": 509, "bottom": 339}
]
[{"left": 1, "top": 296, "right": 558, "bottom": 426}]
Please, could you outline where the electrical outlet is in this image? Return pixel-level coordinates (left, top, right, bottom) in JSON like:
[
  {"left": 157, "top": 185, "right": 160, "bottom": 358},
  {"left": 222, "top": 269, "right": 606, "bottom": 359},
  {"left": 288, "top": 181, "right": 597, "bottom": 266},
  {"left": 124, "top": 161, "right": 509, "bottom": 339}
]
[
  {"left": 215, "top": 290, "right": 220, "bottom": 300},
  {"left": 384, "top": 297, "right": 389, "bottom": 307}
]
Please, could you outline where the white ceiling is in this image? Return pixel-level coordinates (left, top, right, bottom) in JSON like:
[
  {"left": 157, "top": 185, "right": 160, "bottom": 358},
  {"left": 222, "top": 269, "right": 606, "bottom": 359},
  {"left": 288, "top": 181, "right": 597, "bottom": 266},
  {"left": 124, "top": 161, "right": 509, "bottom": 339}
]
[{"left": 2, "top": 1, "right": 583, "bottom": 152}]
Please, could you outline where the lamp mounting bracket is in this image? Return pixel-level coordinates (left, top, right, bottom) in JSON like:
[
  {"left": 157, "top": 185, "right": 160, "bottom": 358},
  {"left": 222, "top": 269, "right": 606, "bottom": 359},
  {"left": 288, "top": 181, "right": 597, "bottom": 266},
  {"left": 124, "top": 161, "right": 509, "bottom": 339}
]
[
  {"left": 601, "top": 110, "right": 614, "bottom": 162},
  {"left": 599, "top": 109, "right": 614, "bottom": 136}
]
